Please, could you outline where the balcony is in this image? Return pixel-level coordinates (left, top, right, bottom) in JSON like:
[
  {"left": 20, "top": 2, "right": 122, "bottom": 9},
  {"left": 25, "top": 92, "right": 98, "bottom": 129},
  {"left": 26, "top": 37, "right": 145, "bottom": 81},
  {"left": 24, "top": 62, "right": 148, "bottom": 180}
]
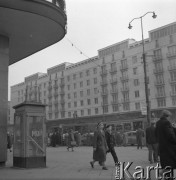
[
  {"left": 100, "top": 70, "right": 108, "bottom": 76},
  {"left": 60, "top": 99, "right": 65, "bottom": 104},
  {"left": 53, "top": 84, "right": 59, "bottom": 89},
  {"left": 48, "top": 102, "right": 52, "bottom": 106},
  {"left": 111, "top": 101, "right": 119, "bottom": 105},
  {"left": 167, "top": 52, "right": 176, "bottom": 59},
  {"left": 54, "top": 100, "right": 58, "bottom": 105},
  {"left": 59, "top": 91, "right": 65, "bottom": 96},
  {"left": 109, "top": 68, "right": 117, "bottom": 74},
  {"left": 170, "top": 91, "right": 176, "bottom": 96},
  {"left": 155, "top": 94, "right": 166, "bottom": 98},
  {"left": 152, "top": 55, "right": 162, "bottom": 62},
  {"left": 0, "top": 0, "right": 67, "bottom": 64},
  {"left": 100, "top": 80, "right": 108, "bottom": 86},
  {"left": 154, "top": 81, "right": 165, "bottom": 86},
  {"left": 101, "top": 102, "right": 108, "bottom": 106},
  {"left": 60, "top": 82, "right": 65, "bottom": 87},
  {"left": 54, "top": 91, "right": 59, "bottom": 97},
  {"left": 110, "top": 78, "right": 118, "bottom": 84},
  {"left": 48, "top": 85, "right": 52, "bottom": 91},
  {"left": 120, "top": 76, "right": 129, "bottom": 82},
  {"left": 121, "top": 86, "right": 129, "bottom": 92},
  {"left": 153, "top": 68, "right": 164, "bottom": 74},
  {"left": 120, "top": 65, "right": 128, "bottom": 71},
  {"left": 121, "top": 99, "right": 130, "bottom": 103},
  {"left": 110, "top": 89, "right": 118, "bottom": 94},
  {"left": 168, "top": 65, "right": 176, "bottom": 71},
  {"left": 169, "top": 79, "right": 176, "bottom": 84},
  {"left": 48, "top": 92, "right": 52, "bottom": 98},
  {"left": 101, "top": 90, "right": 108, "bottom": 96}
]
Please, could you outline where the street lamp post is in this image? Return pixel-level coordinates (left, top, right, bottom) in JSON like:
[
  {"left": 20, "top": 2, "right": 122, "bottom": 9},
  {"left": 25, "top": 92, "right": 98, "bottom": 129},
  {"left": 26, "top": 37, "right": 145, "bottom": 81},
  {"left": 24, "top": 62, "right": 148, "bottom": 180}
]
[{"left": 128, "top": 12, "right": 157, "bottom": 126}]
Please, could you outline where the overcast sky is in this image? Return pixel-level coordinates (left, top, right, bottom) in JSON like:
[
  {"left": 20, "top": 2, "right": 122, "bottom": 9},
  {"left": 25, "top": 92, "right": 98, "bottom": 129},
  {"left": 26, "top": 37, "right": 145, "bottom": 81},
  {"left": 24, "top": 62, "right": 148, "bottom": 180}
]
[{"left": 9, "top": 0, "right": 176, "bottom": 99}]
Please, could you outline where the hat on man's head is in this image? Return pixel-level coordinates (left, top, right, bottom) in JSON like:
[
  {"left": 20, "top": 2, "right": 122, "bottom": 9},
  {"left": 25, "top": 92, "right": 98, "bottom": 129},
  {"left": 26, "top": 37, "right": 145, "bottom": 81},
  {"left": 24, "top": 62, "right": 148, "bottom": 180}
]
[
  {"left": 97, "top": 122, "right": 104, "bottom": 128},
  {"left": 161, "top": 110, "right": 172, "bottom": 118}
]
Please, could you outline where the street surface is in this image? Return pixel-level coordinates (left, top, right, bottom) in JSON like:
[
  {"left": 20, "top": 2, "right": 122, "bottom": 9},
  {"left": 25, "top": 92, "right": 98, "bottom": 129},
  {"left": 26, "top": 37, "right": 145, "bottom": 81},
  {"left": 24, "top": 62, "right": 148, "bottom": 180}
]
[{"left": 1, "top": 146, "right": 175, "bottom": 180}]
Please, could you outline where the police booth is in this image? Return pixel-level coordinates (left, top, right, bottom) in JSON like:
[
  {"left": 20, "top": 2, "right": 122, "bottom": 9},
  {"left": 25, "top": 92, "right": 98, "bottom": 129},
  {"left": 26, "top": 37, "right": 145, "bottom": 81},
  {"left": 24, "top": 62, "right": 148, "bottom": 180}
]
[{"left": 13, "top": 102, "right": 46, "bottom": 168}]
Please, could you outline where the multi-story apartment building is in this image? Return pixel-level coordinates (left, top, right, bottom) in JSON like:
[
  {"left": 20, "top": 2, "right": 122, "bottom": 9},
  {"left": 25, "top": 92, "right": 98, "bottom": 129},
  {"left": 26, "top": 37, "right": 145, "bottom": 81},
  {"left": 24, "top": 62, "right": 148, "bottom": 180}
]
[{"left": 10, "top": 22, "right": 176, "bottom": 133}]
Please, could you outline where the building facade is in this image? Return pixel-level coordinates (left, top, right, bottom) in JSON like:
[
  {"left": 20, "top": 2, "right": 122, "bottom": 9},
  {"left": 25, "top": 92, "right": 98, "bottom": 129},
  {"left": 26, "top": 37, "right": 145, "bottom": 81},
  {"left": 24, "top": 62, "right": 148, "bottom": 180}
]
[{"left": 10, "top": 22, "right": 176, "bottom": 133}]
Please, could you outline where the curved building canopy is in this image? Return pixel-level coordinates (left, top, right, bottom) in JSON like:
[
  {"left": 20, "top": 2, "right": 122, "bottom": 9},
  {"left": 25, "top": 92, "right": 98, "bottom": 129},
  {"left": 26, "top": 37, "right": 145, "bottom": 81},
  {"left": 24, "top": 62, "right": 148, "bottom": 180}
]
[{"left": 0, "top": 0, "right": 67, "bottom": 65}]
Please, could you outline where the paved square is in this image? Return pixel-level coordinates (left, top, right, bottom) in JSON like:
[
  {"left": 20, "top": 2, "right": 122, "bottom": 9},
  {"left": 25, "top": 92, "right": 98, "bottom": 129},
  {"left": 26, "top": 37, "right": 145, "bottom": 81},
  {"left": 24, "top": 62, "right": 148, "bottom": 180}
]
[{"left": 1, "top": 146, "right": 172, "bottom": 180}]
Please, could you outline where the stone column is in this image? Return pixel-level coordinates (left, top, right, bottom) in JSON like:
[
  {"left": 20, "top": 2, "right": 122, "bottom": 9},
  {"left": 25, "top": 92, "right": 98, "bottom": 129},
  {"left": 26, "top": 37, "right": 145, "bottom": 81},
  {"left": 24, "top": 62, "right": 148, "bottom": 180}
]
[{"left": 0, "top": 35, "right": 9, "bottom": 166}]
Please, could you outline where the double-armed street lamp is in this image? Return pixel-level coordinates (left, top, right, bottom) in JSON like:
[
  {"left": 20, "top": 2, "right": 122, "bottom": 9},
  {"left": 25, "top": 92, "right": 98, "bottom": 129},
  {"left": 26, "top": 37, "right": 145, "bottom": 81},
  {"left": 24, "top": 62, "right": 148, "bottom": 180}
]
[{"left": 128, "top": 12, "right": 157, "bottom": 126}]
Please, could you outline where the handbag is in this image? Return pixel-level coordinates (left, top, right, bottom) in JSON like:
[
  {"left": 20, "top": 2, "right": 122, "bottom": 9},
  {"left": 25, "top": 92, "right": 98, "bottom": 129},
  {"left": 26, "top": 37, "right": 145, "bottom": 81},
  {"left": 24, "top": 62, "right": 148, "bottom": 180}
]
[{"left": 71, "top": 141, "right": 76, "bottom": 146}]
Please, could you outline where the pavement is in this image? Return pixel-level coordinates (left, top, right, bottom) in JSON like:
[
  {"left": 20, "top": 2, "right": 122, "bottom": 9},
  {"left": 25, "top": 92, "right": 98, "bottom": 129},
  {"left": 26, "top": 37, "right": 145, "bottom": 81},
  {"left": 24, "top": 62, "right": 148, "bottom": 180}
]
[{"left": 0, "top": 146, "right": 174, "bottom": 180}]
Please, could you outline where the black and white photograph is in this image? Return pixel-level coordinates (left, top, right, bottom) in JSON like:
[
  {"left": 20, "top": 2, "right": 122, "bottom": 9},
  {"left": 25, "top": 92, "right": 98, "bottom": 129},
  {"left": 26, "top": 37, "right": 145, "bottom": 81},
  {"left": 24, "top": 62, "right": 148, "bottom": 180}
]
[{"left": 0, "top": 0, "right": 176, "bottom": 179}]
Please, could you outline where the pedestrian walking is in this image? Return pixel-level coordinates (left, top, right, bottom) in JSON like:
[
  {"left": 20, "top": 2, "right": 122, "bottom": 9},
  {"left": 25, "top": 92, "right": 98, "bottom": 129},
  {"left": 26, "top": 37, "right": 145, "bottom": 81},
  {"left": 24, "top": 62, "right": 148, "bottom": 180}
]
[
  {"left": 105, "top": 125, "right": 119, "bottom": 166},
  {"left": 155, "top": 110, "right": 176, "bottom": 180},
  {"left": 90, "top": 122, "right": 108, "bottom": 170},
  {"left": 146, "top": 121, "right": 158, "bottom": 164},
  {"left": 136, "top": 127, "right": 144, "bottom": 149},
  {"left": 67, "top": 129, "right": 76, "bottom": 151}
]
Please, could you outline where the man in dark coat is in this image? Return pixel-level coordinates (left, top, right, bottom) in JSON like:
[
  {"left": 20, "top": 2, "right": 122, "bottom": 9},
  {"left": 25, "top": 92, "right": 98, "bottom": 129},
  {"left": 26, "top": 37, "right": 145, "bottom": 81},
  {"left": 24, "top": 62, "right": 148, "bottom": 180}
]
[
  {"left": 146, "top": 121, "right": 158, "bottom": 164},
  {"left": 136, "top": 127, "right": 144, "bottom": 149},
  {"left": 155, "top": 110, "right": 176, "bottom": 179},
  {"left": 90, "top": 122, "right": 108, "bottom": 170},
  {"left": 105, "top": 125, "right": 119, "bottom": 166}
]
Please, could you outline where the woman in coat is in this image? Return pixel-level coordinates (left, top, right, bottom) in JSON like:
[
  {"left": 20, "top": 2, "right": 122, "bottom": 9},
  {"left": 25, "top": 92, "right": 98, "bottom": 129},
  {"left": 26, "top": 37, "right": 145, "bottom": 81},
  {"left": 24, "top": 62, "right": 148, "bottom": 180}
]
[
  {"left": 90, "top": 122, "right": 108, "bottom": 170},
  {"left": 155, "top": 110, "right": 176, "bottom": 179},
  {"left": 67, "top": 129, "right": 75, "bottom": 151}
]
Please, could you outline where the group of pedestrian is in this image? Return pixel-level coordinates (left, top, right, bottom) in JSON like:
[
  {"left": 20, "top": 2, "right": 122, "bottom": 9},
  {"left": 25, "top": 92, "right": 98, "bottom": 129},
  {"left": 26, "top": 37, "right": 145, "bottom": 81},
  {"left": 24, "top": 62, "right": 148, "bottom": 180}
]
[
  {"left": 90, "top": 122, "right": 118, "bottom": 170},
  {"left": 146, "top": 110, "right": 176, "bottom": 180}
]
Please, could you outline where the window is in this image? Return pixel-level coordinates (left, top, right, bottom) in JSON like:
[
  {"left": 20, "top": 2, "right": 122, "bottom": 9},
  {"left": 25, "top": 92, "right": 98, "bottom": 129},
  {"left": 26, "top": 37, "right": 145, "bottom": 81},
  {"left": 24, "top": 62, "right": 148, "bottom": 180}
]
[
  {"left": 74, "top": 101, "right": 77, "bottom": 107},
  {"left": 103, "top": 105, "right": 108, "bottom": 113},
  {"left": 80, "top": 100, "right": 84, "bottom": 106},
  {"left": 94, "top": 88, "right": 98, "bottom": 94},
  {"left": 168, "top": 45, "right": 176, "bottom": 55},
  {"left": 87, "top": 99, "right": 91, "bottom": 105},
  {"left": 80, "top": 91, "right": 83, "bottom": 97},
  {"left": 49, "top": 113, "right": 52, "bottom": 119},
  {"left": 95, "top": 108, "right": 98, "bottom": 114},
  {"left": 73, "top": 74, "right": 76, "bottom": 80},
  {"left": 134, "top": 79, "right": 139, "bottom": 86},
  {"left": 44, "top": 83, "right": 46, "bottom": 88},
  {"left": 55, "top": 112, "right": 58, "bottom": 119},
  {"left": 88, "top": 109, "right": 91, "bottom": 115},
  {"left": 80, "top": 72, "right": 83, "bottom": 78},
  {"left": 87, "top": 80, "right": 90, "bottom": 86},
  {"left": 81, "top": 110, "right": 84, "bottom": 116},
  {"left": 157, "top": 98, "right": 166, "bottom": 107},
  {"left": 74, "top": 83, "right": 77, "bottom": 89},
  {"left": 135, "top": 91, "right": 140, "bottom": 98},
  {"left": 172, "top": 97, "right": 176, "bottom": 106},
  {"left": 94, "top": 98, "right": 98, "bottom": 104},
  {"left": 132, "top": 56, "right": 137, "bottom": 64},
  {"left": 169, "top": 35, "right": 173, "bottom": 44},
  {"left": 68, "top": 93, "right": 71, "bottom": 99},
  {"left": 86, "top": 70, "right": 90, "bottom": 76},
  {"left": 74, "top": 92, "right": 77, "bottom": 98},
  {"left": 68, "top": 112, "right": 71, "bottom": 118},
  {"left": 121, "top": 59, "right": 127, "bottom": 69},
  {"left": 67, "top": 85, "right": 70, "bottom": 90},
  {"left": 170, "top": 71, "right": 176, "bottom": 81},
  {"left": 67, "top": 76, "right": 70, "bottom": 81},
  {"left": 156, "top": 74, "right": 164, "bottom": 84},
  {"left": 171, "top": 84, "right": 176, "bottom": 94},
  {"left": 93, "top": 68, "right": 97, "bottom": 74},
  {"left": 133, "top": 67, "right": 138, "bottom": 75},
  {"left": 157, "top": 86, "right": 165, "bottom": 97},
  {"left": 112, "top": 105, "right": 119, "bottom": 112},
  {"left": 123, "top": 103, "right": 130, "bottom": 111},
  {"left": 135, "top": 102, "right": 140, "bottom": 110},
  {"left": 102, "top": 96, "right": 108, "bottom": 104},
  {"left": 68, "top": 102, "right": 71, "bottom": 108},
  {"left": 44, "top": 91, "right": 46, "bottom": 96},
  {"left": 80, "top": 81, "right": 83, "bottom": 87},
  {"left": 94, "top": 78, "right": 97, "bottom": 84},
  {"left": 112, "top": 94, "right": 118, "bottom": 103},
  {"left": 87, "top": 89, "right": 90, "bottom": 95},
  {"left": 110, "top": 62, "right": 117, "bottom": 72}
]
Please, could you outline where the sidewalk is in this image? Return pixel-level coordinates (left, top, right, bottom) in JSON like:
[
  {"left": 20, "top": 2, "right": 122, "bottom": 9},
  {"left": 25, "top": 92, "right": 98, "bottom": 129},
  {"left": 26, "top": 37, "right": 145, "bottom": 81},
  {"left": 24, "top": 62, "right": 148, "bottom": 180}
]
[{"left": 0, "top": 146, "right": 160, "bottom": 180}]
